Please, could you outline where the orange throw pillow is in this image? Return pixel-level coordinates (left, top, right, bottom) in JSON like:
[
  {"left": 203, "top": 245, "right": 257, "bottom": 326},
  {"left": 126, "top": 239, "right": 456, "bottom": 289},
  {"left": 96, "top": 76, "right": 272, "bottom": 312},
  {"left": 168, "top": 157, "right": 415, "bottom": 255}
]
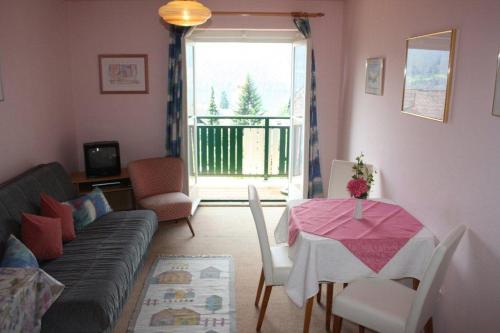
[
  {"left": 40, "top": 193, "right": 76, "bottom": 241},
  {"left": 21, "top": 213, "right": 63, "bottom": 261}
]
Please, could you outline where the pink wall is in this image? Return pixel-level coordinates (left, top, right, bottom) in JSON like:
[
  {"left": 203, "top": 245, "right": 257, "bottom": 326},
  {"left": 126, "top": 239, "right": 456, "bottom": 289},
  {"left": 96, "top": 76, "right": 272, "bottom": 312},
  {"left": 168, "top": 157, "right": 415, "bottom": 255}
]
[
  {"left": 0, "top": 0, "right": 77, "bottom": 182},
  {"left": 340, "top": 0, "right": 500, "bottom": 331},
  {"left": 67, "top": 0, "right": 344, "bottom": 190},
  {"left": 1, "top": 0, "right": 498, "bottom": 329}
]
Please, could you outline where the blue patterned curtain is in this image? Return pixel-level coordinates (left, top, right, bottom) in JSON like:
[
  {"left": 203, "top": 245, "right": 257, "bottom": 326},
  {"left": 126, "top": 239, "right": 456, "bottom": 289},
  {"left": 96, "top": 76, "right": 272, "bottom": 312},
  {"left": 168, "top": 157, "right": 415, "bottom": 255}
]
[
  {"left": 165, "top": 26, "right": 193, "bottom": 157},
  {"left": 293, "top": 18, "right": 324, "bottom": 198}
]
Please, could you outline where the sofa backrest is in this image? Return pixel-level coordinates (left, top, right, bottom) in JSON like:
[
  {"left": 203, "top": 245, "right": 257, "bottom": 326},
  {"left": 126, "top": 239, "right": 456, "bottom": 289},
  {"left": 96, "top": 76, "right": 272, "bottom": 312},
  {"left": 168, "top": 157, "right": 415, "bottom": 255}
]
[{"left": 0, "top": 162, "right": 75, "bottom": 258}]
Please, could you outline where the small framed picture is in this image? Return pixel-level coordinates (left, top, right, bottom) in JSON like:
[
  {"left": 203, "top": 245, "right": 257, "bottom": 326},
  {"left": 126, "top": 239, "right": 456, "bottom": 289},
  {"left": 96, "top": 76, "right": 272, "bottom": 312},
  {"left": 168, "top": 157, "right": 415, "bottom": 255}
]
[
  {"left": 365, "top": 57, "right": 385, "bottom": 95},
  {"left": 98, "top": 54, "right": 149, "bottom": 94},
  {"left": 493, "top": 48, "right": 500, "bottom": 117}
]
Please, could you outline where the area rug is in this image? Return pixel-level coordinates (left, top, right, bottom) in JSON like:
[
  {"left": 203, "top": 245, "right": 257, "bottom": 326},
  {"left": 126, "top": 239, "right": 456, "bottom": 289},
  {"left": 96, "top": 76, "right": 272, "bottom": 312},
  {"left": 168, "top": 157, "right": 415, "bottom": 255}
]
[{"left": 128, "top": 255, "right": 236, "bottom": 333}]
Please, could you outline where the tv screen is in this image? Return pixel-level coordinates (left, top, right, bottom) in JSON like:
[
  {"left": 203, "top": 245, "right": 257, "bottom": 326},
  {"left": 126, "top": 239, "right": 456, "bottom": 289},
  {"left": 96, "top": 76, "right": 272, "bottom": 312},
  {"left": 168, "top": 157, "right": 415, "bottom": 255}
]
[
  {"left": 88, "top": 147, "right": 117, "bottom": 169},
  {"left": 84, "top": 141, "right": 121, "bottom": 177}
]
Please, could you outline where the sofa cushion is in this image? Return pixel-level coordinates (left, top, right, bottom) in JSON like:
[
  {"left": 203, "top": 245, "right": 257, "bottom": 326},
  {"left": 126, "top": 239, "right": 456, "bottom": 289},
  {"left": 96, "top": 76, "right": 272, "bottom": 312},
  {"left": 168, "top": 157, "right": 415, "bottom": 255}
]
[
  {"left": 40, "top": 209, "right": 158, "bottom": 333},
  {"left": 0, "top": 235, "right": 38, "bottom": 268},
  {"left": 139, "top": 192, "right": 192, "bottom": 221},
  {"left": 41, "top": 193, "right": 76, "bottom": 242},
  {"left": 0, "top": 163, "right": 75, "bottom": 258},
  {"left": 65, "top": 188, "right": 113, "bottom": 231},
  {"left": 22, "top": 213, "right": 63, "bottom": 261}
]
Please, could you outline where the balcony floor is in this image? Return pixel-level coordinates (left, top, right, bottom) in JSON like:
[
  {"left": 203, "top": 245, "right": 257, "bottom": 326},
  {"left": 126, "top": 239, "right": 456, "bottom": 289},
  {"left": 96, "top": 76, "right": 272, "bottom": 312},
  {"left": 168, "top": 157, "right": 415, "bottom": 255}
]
[{"left": 195, "top": 176, "right": 288, "bottom": 201}]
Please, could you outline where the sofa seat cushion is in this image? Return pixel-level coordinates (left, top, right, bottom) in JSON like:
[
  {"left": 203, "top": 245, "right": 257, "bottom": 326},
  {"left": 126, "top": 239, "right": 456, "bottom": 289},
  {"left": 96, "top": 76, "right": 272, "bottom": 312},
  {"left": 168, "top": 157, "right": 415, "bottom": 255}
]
[
  {"left": 139, "top": 192, "right": 192, "bottom": 221},
  {"left": 40, "top": 210, "right": 158, "bottom": 333}
]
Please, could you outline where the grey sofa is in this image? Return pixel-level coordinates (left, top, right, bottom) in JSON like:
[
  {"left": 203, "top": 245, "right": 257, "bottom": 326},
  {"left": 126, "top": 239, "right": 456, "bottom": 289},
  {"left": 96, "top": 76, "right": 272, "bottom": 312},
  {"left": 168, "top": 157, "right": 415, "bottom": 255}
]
[{"left": 0, "top": 162, "right": 158, "bottom": 333}]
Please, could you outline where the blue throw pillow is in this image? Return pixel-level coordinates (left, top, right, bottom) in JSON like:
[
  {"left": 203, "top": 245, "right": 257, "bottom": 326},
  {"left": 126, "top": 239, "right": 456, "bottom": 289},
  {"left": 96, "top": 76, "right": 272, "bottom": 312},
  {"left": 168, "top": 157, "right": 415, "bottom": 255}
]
[
  {"left": 0, "top": 235, "right": 39, "bottom": 268},
  {"left": 65, "top": 188, "right": 112, "bottom": 231}
]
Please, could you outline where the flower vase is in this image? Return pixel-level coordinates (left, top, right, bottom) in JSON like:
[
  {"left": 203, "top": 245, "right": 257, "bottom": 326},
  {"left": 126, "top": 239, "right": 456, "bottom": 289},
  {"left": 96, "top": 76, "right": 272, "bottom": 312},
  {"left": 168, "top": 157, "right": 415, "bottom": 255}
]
[{"left": 354, "top": 198, "right": 363, "bottom": 220}]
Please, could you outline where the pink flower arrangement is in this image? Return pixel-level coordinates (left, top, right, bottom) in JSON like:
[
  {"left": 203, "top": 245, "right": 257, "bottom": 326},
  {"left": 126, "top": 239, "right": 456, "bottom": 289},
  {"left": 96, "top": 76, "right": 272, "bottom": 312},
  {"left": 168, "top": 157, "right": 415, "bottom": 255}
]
[{"left": 347, "top": 178, "right": 369, "bottom": 199}]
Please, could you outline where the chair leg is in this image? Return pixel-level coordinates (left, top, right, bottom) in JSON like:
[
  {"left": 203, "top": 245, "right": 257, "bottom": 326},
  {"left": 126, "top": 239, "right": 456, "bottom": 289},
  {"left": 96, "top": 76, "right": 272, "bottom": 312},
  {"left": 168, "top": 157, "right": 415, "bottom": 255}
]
[
  {"left": 326, "top": 283, "right": 334, "bottom": 330},
  {"left": 424, "top": 317, "right": 433, "bottom": 333},
  {"left": 359, "top": 325, "right": 365, "bottom": 333},
  {"left": 256, "top": 286, "right": 272, "bottom": 331},
  {"left": 185, "top": 217, "right": 195, "bottom": 237},
  {"left": 413, "top": 278, "right": 420, "bottom": 290},
  {"left": 332, "top": 315, "right": 343, "bottom": 333},
  {"left": 317, "top": 283, "right": 322, "bottom": 304},
  {"left": 255, "top": 269, "right": 265, "bottom": 307},
  {"left": 303, "top": 296, "right": 314, "bottom": 333}
]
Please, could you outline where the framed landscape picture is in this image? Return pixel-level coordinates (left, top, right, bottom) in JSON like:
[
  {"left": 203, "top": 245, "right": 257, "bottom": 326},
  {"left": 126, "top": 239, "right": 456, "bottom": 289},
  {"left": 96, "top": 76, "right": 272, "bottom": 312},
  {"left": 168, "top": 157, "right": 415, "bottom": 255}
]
[
  {"left": 493, "top": 48, "right": 500, "bottom": 117},
  {"left": 99, "top": 54, "right": 149, "bottom": 94},
  {"left": 365, "top": 57, "right": 384, "bottom": 95},
  {"left": 402, "top": 30, "right": 456, "bottom": 122}
]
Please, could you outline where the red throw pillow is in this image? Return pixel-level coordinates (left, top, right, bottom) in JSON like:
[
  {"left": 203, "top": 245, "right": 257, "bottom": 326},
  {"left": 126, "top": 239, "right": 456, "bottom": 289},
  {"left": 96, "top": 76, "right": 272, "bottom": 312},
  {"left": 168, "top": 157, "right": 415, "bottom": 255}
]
[
  {"left": 40, "top": 193, "right": 76, "bottom": 241},
  {"left": 21, "top": 213, "right": 63, "bottom": 260}
]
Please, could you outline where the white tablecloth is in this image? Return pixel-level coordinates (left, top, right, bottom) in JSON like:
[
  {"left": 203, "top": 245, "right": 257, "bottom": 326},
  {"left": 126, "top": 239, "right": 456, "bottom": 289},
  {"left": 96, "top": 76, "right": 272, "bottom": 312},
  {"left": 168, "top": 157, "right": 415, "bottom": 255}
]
[{"left": 274, "top": 199, "right": 436, "bottom": 307}]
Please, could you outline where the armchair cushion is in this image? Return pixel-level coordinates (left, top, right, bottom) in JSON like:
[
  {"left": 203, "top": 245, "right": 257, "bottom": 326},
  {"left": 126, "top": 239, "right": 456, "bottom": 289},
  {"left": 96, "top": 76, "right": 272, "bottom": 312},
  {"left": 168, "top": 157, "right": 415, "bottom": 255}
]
[
  {"left": 128, "top": 157, "right": 184, "bottom": 201},
  {"left": 139, "top": 192, "right": 192, "bottom": 221}
]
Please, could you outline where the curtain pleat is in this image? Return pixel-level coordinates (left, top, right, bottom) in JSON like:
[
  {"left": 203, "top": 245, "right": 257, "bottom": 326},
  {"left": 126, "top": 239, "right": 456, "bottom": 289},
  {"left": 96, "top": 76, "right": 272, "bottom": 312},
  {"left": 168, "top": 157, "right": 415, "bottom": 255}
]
[
  {"left": 293, "top": 18, "right": 324, "bottom": 198},
  {"left": 165, "top": 26, "right": 192, "bottom": 157}
]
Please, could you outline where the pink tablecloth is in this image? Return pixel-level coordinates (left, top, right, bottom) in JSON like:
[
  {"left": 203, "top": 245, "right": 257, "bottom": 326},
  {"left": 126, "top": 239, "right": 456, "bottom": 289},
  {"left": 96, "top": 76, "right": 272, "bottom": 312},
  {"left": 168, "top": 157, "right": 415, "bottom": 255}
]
[{"left": 289, "top": 199, "right": 423, "bottom": 272}]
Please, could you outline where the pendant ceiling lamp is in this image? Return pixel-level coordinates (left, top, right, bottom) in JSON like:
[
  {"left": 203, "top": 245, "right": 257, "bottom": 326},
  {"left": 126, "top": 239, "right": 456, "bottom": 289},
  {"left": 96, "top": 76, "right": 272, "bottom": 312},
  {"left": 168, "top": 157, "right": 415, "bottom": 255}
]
[{"left": 159, "top": 0, "right": 212, "bottom": 27}]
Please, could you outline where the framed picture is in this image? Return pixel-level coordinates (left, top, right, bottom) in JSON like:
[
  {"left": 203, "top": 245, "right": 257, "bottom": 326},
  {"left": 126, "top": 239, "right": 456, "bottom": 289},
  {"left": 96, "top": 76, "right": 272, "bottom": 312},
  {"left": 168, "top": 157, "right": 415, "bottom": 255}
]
[
  {"left": 98, "top": 54, "right": 149, "bottom": 94},
  {"left": 402, "top": 30, "right": 456, "bottom": 122},
  {"left": 493, "top": 48, "right": 500, "bottom": 117},
  {"left": 365, "top": 57, "right": 384, "bottom": 95}
]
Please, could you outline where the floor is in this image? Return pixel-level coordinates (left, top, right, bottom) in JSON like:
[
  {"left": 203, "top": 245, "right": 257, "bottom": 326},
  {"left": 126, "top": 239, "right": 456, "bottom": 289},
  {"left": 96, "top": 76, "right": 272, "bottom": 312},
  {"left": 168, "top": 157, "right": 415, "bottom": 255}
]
[
  {"left": 114, "top": 206, "right": 364, "bottom": 333},
  {"left": 196, "top": 177, "right": 288, "bottom": 201}
]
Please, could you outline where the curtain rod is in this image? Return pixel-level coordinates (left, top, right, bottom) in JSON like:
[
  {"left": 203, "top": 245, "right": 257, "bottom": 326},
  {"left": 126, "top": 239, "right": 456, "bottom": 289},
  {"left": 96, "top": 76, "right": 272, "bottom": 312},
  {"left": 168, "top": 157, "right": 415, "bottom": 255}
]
[{"left": 211, "top": 11, "right": 325, "bottom": 18}]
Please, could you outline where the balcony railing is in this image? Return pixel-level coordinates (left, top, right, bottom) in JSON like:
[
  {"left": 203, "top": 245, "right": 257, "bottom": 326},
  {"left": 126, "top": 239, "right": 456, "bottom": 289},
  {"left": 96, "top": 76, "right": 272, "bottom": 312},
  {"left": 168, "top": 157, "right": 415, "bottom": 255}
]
[{"left": 194, "top": 116, "right": 289, "bottom": 179}]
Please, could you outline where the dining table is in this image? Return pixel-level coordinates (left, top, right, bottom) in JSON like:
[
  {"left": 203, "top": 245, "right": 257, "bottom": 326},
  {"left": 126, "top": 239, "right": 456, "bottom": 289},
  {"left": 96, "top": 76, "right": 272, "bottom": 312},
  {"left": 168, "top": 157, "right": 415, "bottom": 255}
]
[{"left": 274, "top": 198, "right": 436, "bottom": 333}]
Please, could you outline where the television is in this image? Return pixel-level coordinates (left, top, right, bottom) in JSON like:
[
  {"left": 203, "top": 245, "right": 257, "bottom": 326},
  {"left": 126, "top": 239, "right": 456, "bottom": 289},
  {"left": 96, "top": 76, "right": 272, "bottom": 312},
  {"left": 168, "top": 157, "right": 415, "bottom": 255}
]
[{"left": 84, "top": 141, "right": 121, "bottom": 178}]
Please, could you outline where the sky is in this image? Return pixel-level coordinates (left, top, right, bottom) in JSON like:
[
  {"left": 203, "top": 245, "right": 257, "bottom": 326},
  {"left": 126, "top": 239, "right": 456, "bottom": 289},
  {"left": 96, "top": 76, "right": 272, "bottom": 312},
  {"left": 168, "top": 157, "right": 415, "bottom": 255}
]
[{"left": 193, "top": 42, "right": 293, "bottom": 116}]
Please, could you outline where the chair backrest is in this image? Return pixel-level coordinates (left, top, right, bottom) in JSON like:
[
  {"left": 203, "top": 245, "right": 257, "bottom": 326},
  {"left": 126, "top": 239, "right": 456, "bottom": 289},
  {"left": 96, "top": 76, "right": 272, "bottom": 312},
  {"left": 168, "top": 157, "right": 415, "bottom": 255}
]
[
  {"left": 248, "top": 185, "right": 274, "bottom": 285},
  {"left": 405, "top": 224, "right": 467, "bottom": 333},
  {"left": 327, "top": 160, "right": 373, "bottom": 199},
  {"left": 128, "top": 157, "right": 184, "bottom": 201}
]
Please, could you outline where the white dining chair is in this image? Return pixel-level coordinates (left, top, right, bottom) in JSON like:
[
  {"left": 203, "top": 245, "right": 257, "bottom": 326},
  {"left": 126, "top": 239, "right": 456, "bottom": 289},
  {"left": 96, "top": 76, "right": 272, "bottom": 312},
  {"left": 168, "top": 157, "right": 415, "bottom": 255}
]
[
  {"left": 248, "top": 184, "right": 294, "bottom": 331},
  {"left": 331, "top": 224, "right": 467, "bottom": 333},
  {"left": 248, "top": 185, "right": 334, "bottom": 331},
  {"left": 327, "top": 160, "right": 373, "bottom": 199}
]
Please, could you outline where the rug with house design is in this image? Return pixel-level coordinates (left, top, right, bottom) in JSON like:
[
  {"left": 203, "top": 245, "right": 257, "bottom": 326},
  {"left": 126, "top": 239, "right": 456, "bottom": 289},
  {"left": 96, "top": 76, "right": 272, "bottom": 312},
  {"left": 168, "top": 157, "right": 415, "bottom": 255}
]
[{"left": 128, "top": 256, "right": 235, "bottom": 333}]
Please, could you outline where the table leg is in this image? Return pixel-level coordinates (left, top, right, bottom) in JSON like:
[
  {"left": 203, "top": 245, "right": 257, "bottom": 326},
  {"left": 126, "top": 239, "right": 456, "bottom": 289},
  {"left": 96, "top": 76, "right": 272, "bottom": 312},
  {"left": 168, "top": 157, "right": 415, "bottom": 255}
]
[{"left": 303, "top": 296, "right": 314, "bottom": 333}]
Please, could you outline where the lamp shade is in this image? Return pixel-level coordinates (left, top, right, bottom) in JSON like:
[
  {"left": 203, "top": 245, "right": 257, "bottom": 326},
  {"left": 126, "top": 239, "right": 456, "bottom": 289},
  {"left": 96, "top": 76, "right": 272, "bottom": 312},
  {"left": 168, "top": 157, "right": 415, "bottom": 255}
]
[{"left": 159, "top": 0, "right": 212, "bottom": 27}]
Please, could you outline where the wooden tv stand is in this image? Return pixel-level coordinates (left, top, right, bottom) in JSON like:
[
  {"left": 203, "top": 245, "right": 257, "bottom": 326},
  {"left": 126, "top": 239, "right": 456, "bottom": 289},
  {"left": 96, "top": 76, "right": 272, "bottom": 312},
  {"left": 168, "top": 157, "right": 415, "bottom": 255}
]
[{"left": 70, "top": 168, "right": 135, "bottom": 211}]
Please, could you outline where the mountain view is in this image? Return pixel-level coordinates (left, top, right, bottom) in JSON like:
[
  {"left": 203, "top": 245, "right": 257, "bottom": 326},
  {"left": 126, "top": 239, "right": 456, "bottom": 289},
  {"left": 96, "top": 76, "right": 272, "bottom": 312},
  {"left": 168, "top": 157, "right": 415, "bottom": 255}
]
[{"left": 194, "top": 42, "right": 293, "bottom": 117}]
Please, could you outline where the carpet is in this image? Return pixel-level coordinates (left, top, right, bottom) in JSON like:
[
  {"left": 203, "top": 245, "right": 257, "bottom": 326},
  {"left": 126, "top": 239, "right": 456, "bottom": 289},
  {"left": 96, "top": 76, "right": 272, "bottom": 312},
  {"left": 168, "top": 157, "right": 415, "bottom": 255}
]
[{"left": 128, "top": 255, "right": 236, "bottom": 333}]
